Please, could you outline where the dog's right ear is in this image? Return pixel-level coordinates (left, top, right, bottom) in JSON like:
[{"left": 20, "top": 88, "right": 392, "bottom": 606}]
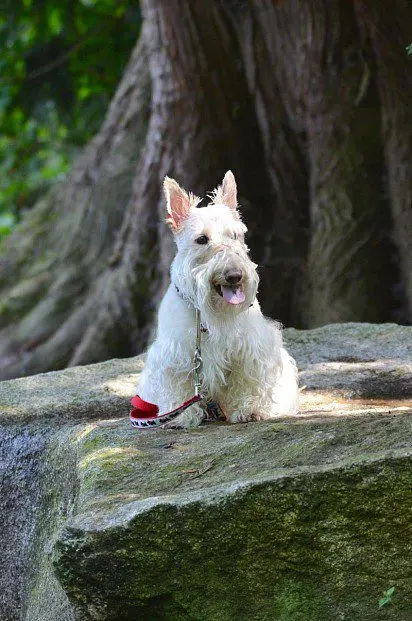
[
  {"left": 220, "top": 170, "right": 238, "bottom": 211},
  {"left": 164, "top": 177, "right": 193, "bottom": 231}
]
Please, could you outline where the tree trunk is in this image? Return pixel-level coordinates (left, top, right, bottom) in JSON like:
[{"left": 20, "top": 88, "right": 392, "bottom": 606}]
[
  {"left": 0, "top": 0, "right": 410, "bottom": 380},
  {"left": 232, "top": 3, "right": 310, "bottom": 326},
  {"left": 356, "top": 0, "right": 412, "bottom": 320},
  {"left": 252, "top": 0, "right": 395, "bottom": 325}
]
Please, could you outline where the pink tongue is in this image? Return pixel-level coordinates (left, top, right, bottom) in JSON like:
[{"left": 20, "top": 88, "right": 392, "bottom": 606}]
[{"left": 221, "top": 286, "right": 245, "bottom": 305}]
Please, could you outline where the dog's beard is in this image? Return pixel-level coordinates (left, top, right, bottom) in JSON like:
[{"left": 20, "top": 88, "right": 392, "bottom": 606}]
[{"left": 172, "top": 248, "right": 258, "bottom": 325}]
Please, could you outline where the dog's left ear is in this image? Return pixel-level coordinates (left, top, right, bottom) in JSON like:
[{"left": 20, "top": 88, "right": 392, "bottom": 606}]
[
  {"left": 164, "top": 177, "right": 194, "bottom": 231},
  {"left": 220, "top": 170, "right": 238, "bottom": 211}
]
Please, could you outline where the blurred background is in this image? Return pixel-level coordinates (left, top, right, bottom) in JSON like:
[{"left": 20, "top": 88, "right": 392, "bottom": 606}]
[
  {"left": 0, "top": 0, "right": 140, "bottom": 232},
  {"left": 0, "top": 0, "right": 411, "bottom": 381}
]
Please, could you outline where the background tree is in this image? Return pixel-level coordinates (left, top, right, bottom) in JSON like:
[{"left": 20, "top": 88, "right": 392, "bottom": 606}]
[{"left": 0, "top": 0, "right": 411, "bottom": 381}]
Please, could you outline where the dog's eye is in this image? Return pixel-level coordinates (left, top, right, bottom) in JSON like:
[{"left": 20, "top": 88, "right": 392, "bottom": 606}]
[
  {"left": 233, "top": 232, "right": 237, "bottom": 240},
  {"left": 195, "top": 235, "right": 209, "bottom": 245}
]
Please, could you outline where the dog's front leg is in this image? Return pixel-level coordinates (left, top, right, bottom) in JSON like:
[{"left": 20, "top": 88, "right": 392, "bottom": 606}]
[
  {"left": 222, "top": 361, "right": 282, "bottom": 424},
  {"left": 226, "top": 347, "right": 298, "bottom": 423},
  {"left": 165, "top": 401, "right": 205, "bottom": 429},
  {"left": 156, "top": 369, "right": 205, "bottom": 429},
  {"left": 222, "top": 372, "right": 265, "bottom": 423}
]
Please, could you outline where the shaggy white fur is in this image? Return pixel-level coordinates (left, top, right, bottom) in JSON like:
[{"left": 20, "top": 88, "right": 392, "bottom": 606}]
[{"left": 137, "top": 171, "right": 299, "bottom": 427}]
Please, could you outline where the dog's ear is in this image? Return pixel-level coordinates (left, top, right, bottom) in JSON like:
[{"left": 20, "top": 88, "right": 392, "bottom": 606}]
[
  {"left": 164, "top": 177, "right": 193, "bottom": 231},
  {"left": 220, "top": 170, "right": 238, "bottom": 211}
]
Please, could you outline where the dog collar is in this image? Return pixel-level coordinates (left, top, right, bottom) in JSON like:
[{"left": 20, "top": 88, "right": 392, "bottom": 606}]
[
  {"left": 174, "top": 284, "right": 209, "bottom": 332},
  {"left": 174, "top": 283, "right": 193, "bottom": 306}
]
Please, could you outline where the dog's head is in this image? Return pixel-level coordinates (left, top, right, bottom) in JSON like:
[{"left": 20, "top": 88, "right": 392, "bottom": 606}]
[{"left": 165, "top": 171, "right": 259, "bottom": 318}]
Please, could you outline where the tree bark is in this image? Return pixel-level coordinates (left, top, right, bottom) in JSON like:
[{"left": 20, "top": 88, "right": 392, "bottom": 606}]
[
  {"left": 356, "top": 0, "right": 412, "bottom": 321},
  {"left": 232, "top": 3, "right": 310, "bottom": 326},
  {"left": 0, "top": 0, "right": 410, "bottom": 380},
  {"left": 252, "top": 0, "right": 394, "bottom": 325}
]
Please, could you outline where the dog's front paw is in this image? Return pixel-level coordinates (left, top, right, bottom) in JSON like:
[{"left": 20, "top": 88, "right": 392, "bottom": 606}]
[
  {"left": 231, "top": 411, "right": 267, "bottom": 423},
  {"left": 230, "top": 410, "right": 253, "bottom": 423}
]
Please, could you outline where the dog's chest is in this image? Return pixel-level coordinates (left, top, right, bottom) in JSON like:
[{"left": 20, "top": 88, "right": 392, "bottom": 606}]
[{"left": 201, "top": 332, "right": 247, "bottom": 391}]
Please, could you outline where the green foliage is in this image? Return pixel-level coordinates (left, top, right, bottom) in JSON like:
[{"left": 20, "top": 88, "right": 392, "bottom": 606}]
[
  {"left": 378, "top": 586, "right": 396, "bottom": 609},
  {"left": 406, "top": 43, "right": 412, "bottom": 55},
  {"left": 0, "top": 212, "right": 16, "bottom": 241},
  {"left": 0, "top": 0, "right": 141, "bottom": 233}
]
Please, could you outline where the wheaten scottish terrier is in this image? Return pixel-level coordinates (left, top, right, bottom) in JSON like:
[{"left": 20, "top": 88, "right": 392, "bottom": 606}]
[{"left": 132, "top": 171, "right": 298, "bottom": 428}]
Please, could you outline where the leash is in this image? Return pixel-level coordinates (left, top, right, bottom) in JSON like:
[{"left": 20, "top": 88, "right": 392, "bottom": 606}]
[
  {"left": 130, "top": 309, "right": 206, "bottom": 429},
  {"left": 193, "top": 309, "right": 202, "bottom": 397}
]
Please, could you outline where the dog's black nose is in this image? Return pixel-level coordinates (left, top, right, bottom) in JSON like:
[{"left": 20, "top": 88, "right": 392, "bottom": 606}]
[{"left": 224, "top": 269, "right": 242, "bottom": 285}]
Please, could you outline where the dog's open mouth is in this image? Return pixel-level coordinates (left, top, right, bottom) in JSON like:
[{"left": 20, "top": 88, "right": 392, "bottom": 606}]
[{"left": 214, "top": 284, "right": 245, "bottom": 305}]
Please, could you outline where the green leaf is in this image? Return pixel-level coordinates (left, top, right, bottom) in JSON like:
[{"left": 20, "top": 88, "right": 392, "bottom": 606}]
[
  {"left": 378, "top": 586, "right": 395, "bottom": 608},
  {"left": 20, "top": 20, "right": 36, "bottom": 45},
  {"left": 78, "top": 86, "right": 92, "bottom": 100},
  {"left": 114, "top": 5, "right": 126, "bottom": 17},
  {"left": 48, "top": 8, "right": 64, "bottom": 36}
]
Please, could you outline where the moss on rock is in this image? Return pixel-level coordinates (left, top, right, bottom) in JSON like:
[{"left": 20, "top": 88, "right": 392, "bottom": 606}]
[
  {"left": 55, "top": 449, "right": 412, "bottom": 621},
  {"left": 53, "top": 406, "right": 412, "bottom": 620}
]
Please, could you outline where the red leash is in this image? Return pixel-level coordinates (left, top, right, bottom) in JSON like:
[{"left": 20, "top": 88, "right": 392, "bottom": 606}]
[{"left": 129, "top": 394, "right": 202, "bottom": 429}]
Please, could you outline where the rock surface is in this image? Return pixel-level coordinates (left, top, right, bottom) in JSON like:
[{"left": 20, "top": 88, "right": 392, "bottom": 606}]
[{"left": 0, "top": 323, "right": 411, "bottom": 620}]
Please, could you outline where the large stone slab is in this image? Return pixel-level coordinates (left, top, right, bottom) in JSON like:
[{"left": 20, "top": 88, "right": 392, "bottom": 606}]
[
  {"left": 56, "top": 414, "right": 412, "bottom": 621},
  {"left": 0, "top": 323, "right": 411, "bottom": 621}
]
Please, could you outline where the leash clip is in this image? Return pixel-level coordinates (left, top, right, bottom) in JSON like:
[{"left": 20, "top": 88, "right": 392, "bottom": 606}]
[
  {"left": 193, "top": 347, "right": 203, "bottom": 397},
  {"left": 193, "top": 309, "right": 204, "bottom": 397}
]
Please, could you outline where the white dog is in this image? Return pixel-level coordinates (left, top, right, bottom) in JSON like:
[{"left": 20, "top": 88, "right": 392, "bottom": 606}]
[{"left": 134, "top": 171, "right": 298, "bottom": 428}]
